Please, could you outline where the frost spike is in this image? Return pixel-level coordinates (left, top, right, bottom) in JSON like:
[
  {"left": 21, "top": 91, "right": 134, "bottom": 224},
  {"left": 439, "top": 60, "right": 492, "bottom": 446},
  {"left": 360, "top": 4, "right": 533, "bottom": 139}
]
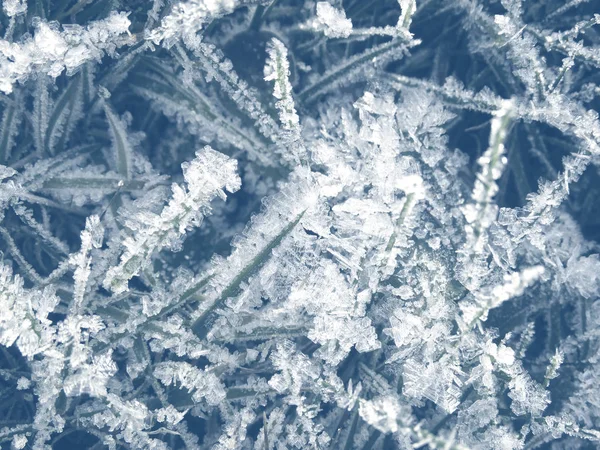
[
  {"left": 264, "top": 38, "right": 306, "bottom": 162},
  {"left": 70, "top": 215, "right": 103, "bottom": 313},
  {"left": 398, "top": 0, "right": 417, "bottom": 30},
  {"left": 264, "top": 38, "right": 300, "bottom": 133},
  {"left": 462, "top": 99, "right": 514, "bottom": 253}
]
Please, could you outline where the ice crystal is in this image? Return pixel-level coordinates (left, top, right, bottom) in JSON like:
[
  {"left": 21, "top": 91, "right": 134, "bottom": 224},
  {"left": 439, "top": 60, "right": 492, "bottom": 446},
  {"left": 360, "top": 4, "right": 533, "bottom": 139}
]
[{"left": 1, "top": 0, "right": 600, "bottom": 449}]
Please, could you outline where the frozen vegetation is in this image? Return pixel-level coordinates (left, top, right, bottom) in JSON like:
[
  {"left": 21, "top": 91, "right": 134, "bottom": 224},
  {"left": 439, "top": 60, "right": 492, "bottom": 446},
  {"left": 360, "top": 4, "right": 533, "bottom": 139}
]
[{"left": 1, "top": 0, "right": 600, "bottom": 448}]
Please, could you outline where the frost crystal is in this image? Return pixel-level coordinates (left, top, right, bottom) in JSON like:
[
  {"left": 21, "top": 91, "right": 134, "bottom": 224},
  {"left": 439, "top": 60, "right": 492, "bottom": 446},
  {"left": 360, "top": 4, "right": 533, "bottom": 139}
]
[
  {"left": 2, "top": 0, "right": 26, "bottom": 17},
  {"left": 358, "top": 397, "right": 402, "bottom": 433},
  {"left": 11, "top": 434, "right": 27, "bottom": 450},
  {"left": 147, "top": 0, "right": 241, "bottom": 46},
  {"left": 1, "top": 0, "right": 600, "bottom": 449},
  {"left": 0, "top": 12, "right": 132, "bottom": 93},
  {"left": 264, "top": 39, "right": 300, "bottom": 132},
  {"left": 315, "top": 2, "right": 353, "bottom": 38}
]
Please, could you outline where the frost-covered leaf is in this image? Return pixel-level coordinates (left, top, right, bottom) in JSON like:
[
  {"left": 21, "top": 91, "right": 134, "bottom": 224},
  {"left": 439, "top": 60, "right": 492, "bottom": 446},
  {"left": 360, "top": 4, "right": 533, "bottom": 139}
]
[
  {"left": 104, "top": 146, "right": 240, "bottom": 293},
  {"left": 0, "top": 12, "right": 132, "bottom": 93}
]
